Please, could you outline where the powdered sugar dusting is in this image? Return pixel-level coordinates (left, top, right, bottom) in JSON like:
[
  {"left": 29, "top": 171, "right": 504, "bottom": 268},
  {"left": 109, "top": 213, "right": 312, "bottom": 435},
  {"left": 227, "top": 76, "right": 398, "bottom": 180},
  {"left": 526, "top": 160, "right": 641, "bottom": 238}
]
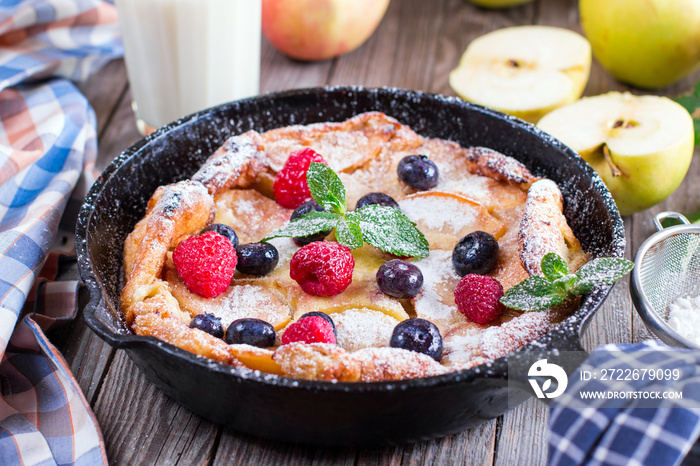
[
  {"left": 668, "top": 295, "right": 700, "bottom": 345},
  {"left": 519, "top": 179, "right": 565, "bottom": 276},
  {"left": 193, "top": 132, "right": 264, "bottom": 194},
  {"left": 400, "top": 195, "right": 477, "bottom": 232},
  {"left": 267, "top": 237, "right": 298, "bottom": 270},
  {"left": 412, "top": 250, "right": 463, "bottom": 332},
  {"left": 437, "top": 175, "right": 490, "bottom": 204},
  {"left": 208, "top": 284, "right": 290, "bottom": 328},
  {"left": 480, "top": 310, "right": 553, "bottom": 359},
  {"left": 464, "top": 146, "right": 535, "bottom": 186},
  {"left": 352, "top": 347, "right": 448, "bottom": 381},
  {"left": 334, "top": 308, "right": 398, "bottom": 352},
  {"left": 154, "top": 180, "right": 209, "bottom": 220}
]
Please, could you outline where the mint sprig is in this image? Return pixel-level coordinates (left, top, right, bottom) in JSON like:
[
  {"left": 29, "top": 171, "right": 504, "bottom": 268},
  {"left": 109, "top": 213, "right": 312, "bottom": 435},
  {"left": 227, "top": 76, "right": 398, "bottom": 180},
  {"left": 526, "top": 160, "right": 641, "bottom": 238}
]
[
  {"left": 674, "top": 79, "right": 700, "bottom": 147},
  {"left": 264, "top": 162, "right": 429, "bottom": 258},
  {"left": 500, "top": 253, "right": 633, "bottom": 311}
]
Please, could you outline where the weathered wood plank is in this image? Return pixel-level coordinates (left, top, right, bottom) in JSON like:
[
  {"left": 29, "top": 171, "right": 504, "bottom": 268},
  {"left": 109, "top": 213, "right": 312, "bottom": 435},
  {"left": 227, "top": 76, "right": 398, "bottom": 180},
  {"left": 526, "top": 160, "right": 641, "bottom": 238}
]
[
  {"left": 213, "top": 431, "right": 356, "bottom": 466},
  {"left": 76, "top": 58, "right": 129, "bottom": 136},
  {"left": 354, "top": 420, "right": 496, "bottom": 466},
  {"left": 495, "top": 399, "right": 549, "bottom": 466},
  {"left": 92, "top": 351, "right": 219, "bottom": 465},
  {"left": 93, "top": 85, "right": 141, "bottom": 171},
  {"left": 430, "top": 0, "right": 536, "bottom": 97},
  {"left": 260, "top": 38, "right": 333, "bottom": 94}
]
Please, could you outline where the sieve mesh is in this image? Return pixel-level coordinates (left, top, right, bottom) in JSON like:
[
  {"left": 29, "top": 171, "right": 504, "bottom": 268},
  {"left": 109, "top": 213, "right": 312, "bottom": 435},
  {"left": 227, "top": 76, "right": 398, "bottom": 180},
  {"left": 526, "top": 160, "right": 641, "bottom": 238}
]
[{"left": 637, "top": 231, "right": 700, "bottom": 320}]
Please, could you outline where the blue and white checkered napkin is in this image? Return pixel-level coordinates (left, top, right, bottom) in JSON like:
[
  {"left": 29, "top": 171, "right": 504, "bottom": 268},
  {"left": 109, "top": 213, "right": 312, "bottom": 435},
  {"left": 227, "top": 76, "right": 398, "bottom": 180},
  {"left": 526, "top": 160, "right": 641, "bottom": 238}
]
[
  {"left": 0, "top": 1, "right": 121, "bottom": 464},
  {"left": 549, "top": 340, "right": 700, "bottom": 466}
]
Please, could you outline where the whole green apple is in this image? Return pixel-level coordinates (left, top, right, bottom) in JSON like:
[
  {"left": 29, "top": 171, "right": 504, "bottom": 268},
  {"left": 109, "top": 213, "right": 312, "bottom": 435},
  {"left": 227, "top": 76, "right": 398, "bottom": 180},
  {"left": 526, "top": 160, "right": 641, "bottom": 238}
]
[
  {"left": 537, "top": 92, "right": 694, "bottom": 215},
  {"left": 579, "top": 0, "right": 700, "bottom": 89}
]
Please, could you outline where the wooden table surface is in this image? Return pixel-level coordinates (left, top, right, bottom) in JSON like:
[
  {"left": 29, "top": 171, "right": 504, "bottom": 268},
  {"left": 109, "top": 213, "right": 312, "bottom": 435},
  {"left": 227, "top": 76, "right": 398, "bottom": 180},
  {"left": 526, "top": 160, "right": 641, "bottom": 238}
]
[{"left": 58, "top": 0, "right": 700, "bottom": 464}]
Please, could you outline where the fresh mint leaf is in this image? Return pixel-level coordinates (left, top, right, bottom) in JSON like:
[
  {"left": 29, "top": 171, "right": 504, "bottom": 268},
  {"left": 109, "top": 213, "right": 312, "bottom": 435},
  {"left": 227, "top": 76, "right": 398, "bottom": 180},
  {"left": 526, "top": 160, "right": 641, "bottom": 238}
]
[
  {"left": 500, "top": 276, "right": 565, "bottom": 311},
  {"left": 674, "top": 83, "right": 700, "bottom": 146},
  {"left": 675, "top": 95, "right": 697, "bottom": 114},
  {"left": 501, "top": 253, "right": 633, "bottom": 312},
  {"left": 262, "top": 211, "right": 339, "bottom": 241},
  {"left": 572, "top": 257, "right": 634, "bottom": 294},
  {"left": 266, "top": 163, "right": 430, "bottom": 257},
  {"left": 354, "top": 205, "right": 429, "bottom": 258},
  {"left": 335, "top": 216, "right": 364, "bottom": 249},
  {"left": 307, "top": 162, "right": 346, "bottom": 215},
  {"left": 552, "top": 274, "right": 577, "bottom": 293},
  {"left": 541, "top": 253, "right": 569, "bottom": 281}
]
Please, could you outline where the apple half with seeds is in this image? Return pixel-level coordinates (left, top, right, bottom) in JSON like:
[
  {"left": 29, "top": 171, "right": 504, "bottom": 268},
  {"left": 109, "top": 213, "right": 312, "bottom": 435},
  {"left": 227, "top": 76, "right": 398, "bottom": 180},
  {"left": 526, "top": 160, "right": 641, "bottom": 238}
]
[
  {"left": 449, "top": 26, "right": 591, "bottom": 124},
  {"left": 537, "top": 92, "right": 694, "bottom": 216}
]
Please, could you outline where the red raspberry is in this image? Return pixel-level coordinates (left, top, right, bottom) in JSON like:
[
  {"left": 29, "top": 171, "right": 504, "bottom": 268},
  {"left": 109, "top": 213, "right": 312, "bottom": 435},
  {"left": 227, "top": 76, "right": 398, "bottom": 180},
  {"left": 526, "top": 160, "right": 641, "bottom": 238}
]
[
  {"left": 273, "top": 148, "right": 327, "bottom": 208},
  {"left": 282, "top": 316, "right": 337, "bottom": 345},
  {"left": 173, "top": 231, "right": 237, "bottom": 298},
  {"left": 454, "top": 274, "right": 505, "bottom": 325},
  {"left": 290, "top": 241, "right": 354, "bottom": 297}
]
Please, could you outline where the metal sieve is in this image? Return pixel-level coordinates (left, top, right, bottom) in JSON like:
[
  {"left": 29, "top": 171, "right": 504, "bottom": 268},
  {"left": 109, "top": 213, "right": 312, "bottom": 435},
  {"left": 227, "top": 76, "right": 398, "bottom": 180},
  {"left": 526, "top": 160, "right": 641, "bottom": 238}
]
[{"left": 631, "top": 212, "right": 700, "bottom": 350}]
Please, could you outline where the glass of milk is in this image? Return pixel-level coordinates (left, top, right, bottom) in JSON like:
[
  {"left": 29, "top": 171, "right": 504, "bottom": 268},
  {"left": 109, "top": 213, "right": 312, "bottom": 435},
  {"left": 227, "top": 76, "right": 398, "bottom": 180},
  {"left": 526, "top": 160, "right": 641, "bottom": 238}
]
[{"left": 115, "top": 0, "right": 261, "bottom": 135}]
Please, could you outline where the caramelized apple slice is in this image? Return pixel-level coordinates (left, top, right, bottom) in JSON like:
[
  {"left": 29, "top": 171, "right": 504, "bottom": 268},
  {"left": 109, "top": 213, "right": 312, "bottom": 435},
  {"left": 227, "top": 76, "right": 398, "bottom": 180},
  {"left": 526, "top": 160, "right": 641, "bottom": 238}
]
[
  {"left": 213, "top": 189, "right": 292, "bottom": 244},
  {"left": 333, "top": 308, "right": 400, "bottom": 352},
  {"left": 229, "top": 345, "right": 283, "bottom": 375},
  {"left": 287, "top": 245, "right": 410, "bottom": 322},
  {"left": 398, "top": 191, "right": 505, "bottom": 250},
  {"left": 165, "top": 260, "right": 292, "bottom": 330}
]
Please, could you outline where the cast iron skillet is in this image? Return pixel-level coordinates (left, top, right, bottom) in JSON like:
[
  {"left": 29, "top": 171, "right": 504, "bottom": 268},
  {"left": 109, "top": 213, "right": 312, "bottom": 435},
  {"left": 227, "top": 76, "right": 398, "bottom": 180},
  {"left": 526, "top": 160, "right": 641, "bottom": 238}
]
[{"left": 76, "top": 87, "right": 625, "bottom": 446}]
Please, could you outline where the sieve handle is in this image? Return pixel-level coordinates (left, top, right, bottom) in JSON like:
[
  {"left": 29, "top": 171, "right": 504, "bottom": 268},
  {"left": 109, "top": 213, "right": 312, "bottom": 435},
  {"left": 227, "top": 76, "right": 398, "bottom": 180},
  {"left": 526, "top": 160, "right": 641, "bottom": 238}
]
[{"left": 653, "top": 211, "right": 690, "bottom": 231}]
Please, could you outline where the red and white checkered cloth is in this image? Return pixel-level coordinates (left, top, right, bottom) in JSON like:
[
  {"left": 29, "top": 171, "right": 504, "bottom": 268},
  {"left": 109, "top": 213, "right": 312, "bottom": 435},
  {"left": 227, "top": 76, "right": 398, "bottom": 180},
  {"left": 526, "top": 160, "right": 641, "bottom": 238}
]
[{"left": 0, "top": 1, "right": 121, "bottom": 463}]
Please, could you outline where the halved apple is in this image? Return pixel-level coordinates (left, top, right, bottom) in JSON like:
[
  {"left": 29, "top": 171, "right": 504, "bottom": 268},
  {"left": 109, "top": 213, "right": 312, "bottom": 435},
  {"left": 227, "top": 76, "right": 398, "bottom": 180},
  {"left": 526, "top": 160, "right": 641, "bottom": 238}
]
[
  {"left": 537, "top": 92, "right": 694, "bottom": 216},
  {"left": 449, "top": 26, "right": 591, "bottom": 123}
]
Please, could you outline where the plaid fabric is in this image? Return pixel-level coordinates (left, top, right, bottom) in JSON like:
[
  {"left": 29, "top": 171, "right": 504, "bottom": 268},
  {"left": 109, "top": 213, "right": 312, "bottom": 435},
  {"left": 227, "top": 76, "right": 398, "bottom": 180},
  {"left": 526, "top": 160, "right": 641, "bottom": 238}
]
[
  {"left": 0, "top": 1, "right": 121, "bottom": 464},
  {"left": 549, "top": 341, "right": 700, "bottom": 466}
]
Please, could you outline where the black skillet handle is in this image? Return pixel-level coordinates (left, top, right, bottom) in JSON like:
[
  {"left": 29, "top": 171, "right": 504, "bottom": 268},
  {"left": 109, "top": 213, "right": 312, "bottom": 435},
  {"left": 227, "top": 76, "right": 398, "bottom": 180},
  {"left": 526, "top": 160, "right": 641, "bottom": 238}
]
[{"left": 81, "top": 282, "right": 136, "bottom": 349}]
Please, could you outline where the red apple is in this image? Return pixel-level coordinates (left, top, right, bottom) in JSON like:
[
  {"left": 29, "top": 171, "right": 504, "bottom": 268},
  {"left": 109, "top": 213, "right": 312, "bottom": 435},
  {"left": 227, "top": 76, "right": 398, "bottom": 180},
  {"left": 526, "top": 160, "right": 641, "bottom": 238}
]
[{"left": 262, "top": 0, "right": 390, "bottom": 61}]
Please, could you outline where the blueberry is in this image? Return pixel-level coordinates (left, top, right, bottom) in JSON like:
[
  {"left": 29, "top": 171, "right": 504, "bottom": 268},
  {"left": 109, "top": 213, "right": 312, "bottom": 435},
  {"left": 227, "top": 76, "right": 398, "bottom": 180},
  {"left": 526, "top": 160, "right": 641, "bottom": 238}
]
[
  {"left": 390, "top": 318, "right": 443, "bottom": 361},
  {"left": 290, "top": 200, "right": 332, "bottom": 246},
  {"left": 452, "top": 231, "right": 499, "bottom": 276},
  {"left": 356, "top": 192, "right": 399, "bottom": 210},
  {"left": 203, "top": 223, "right": 238, "bottom": 247},
  {"left": 225, "top": 318, "right": 276, "bottom": 347},
  {"left": 376, "top": 259, "right": 423, "bottom": 299},
  {"left": 190, "top": 313, "right": 224, "bottom": 339},
  {"left": 397, "top": 155, "right": 439, "bottom": 190},
  {"left": 299, "top": 311, "right": 337, "bottom": 336},
  {"left": 236, "top": 242, "right": 279, "bottom": 275}
]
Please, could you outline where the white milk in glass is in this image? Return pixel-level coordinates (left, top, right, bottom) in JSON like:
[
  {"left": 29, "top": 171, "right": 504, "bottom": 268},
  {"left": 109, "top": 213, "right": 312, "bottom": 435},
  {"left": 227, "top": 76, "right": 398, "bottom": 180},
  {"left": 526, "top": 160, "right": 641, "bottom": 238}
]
[{"left": 116, "top": 0, "right": 261, "bottom": 134}]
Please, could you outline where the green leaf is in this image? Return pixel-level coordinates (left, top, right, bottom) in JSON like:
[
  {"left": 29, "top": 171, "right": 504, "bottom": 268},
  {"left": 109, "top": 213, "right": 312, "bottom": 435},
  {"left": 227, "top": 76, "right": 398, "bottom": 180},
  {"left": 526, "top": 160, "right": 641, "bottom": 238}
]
[
  {"left": 354, "top": 205, "right": 430, "bottom": 258},
  {"left": 674, "top": 83, "right": 700, "bottom": 147},
  {"left": 262, "top": 211, "right": 339, "bottom": 241},
  {"left": 552, "top": 274, "right": 577, "bottom": 293},
  {"left": 540, "top": 253, "right": 570, "bottom": 281},
  {"left": 500, "top": 276, "right": 566, "bottom": 311},
  {"left": 572, "top": 257, "right": 634, "bottom": 294},
  {"left": 694, "top": 119, "right": 700, "bottom": 147},
  {"left": 334, "top": 216, "right": 364, "bottom": 249},
  {"left": 675, "top": 95, "right": 698, "bottom": 114},
  {"left": 307, "top": 162, "right": 346, "bottom": 215}
]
